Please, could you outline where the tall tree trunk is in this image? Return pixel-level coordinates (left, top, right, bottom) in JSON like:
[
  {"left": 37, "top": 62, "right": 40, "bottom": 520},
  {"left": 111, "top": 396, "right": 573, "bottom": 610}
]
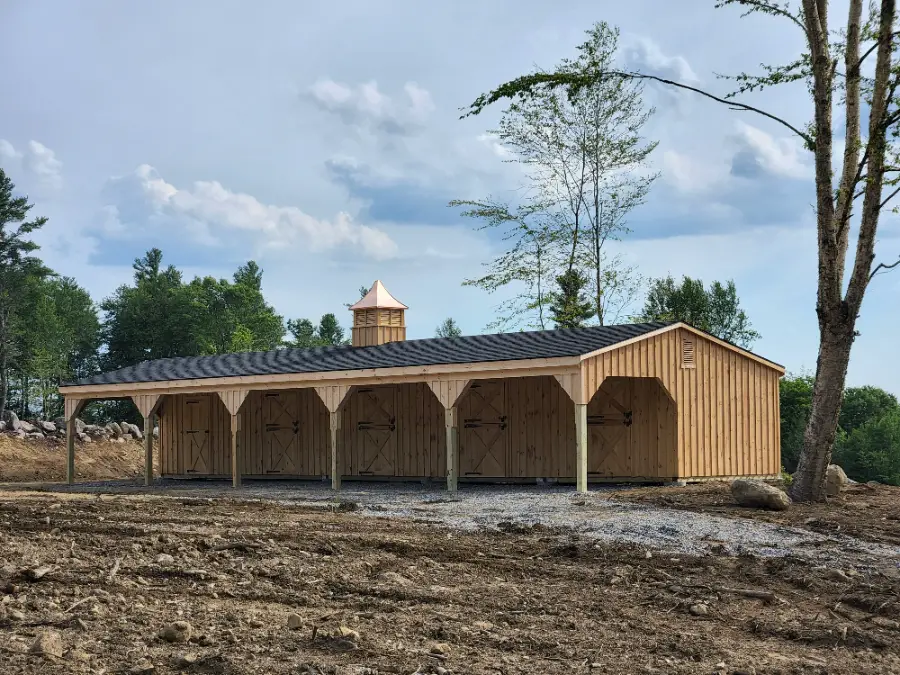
[
  {"left": 0, "top": 310, "right": 7, "bottom": 415},
  {"left": 790, "top": 319, "right": 854, "bottom": 500}
]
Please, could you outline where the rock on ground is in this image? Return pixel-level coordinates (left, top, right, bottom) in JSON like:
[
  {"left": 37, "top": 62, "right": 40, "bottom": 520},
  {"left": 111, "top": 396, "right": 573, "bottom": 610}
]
[
  {"left": 2, "top": 410, "right": 21, "bottom": 430},
  {"left": 731, "top": 479, "right": 791, "bottom": 511},
  {"left": 29, "top": 630, "right": 64, "bottom": 658},
  {"left": 18, "top": 420, "right": 36, "bottom": 434},
  {"left": 159, "top": 621, "right": 192, "bottom": 643},
  {"left": 826, "top": 464, "right": 849, "bottom": 497},
  {"left": 106, "top": 422, "right": 122, "bottom": 436},
  {"left": 37, "top": 420, "right": 57, "bottom": 433}
]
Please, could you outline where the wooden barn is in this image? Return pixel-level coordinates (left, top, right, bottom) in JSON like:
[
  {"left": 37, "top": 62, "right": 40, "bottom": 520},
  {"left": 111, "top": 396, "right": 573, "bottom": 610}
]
[{"left": 58, "top": 280, "right": 785, "bottom": 492}]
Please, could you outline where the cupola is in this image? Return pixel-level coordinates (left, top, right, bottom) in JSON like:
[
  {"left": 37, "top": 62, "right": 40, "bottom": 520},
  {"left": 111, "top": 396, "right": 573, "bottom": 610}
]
[{"left": 349, "top": 280, "right": 408, "bottom": 347}]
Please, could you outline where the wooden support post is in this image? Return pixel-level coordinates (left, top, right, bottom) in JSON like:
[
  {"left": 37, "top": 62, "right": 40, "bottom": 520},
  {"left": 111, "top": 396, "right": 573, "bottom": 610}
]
[
  {"left": 330, "top": 412, "right": 341, "bottom": 491},
  {"left": 143, "top": 415, "right": 154, "bottom": 486},
  {"left": 445, "top": 406, "right": 459, "bottom": 492},
  {"left": 231, "top": 413, "right": 241, "bottom": 488},
  {"left": 216, "top": 390, "right": 249, "bottom": 489},
  {"left": 425, "top": 379, "right": 471, "bottom": 492},
  {"left": 133, "top": 394, "right": 162, "bottom": 487},
  {"left": 314, "top": 386, "right": 352, "bottom": 492},
  {"left": 66, "top": 417, "right": 77, "bottom": 485},
  {"left": 64, "top": 397, "right": 86, "bottom": 485},
  {"left": 575, "top": 403, "right": 588, "bottom": 493}
]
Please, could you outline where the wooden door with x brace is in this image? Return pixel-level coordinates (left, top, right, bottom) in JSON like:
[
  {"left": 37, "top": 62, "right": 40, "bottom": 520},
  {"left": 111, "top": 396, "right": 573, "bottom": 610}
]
[
  {"left": 181, "top": 395, "right": 212, "bottom": 475},
  {"left": 352, "top": 386, "right": 397, "bottom": 476},
  {"left": 261, "top": 391, "right": 301, "bottom": 475},
  {"left": 460, "top": 380, "right": 508, "bottom": 477},
  {"left": 587, "top": 377, "right": 635, "bottom": 477}
]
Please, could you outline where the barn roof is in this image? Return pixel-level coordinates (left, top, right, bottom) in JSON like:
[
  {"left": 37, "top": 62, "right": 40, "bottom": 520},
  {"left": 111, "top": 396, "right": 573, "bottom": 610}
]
[{"left": 67, "top": 321, "right": 673, "bottom": 387}]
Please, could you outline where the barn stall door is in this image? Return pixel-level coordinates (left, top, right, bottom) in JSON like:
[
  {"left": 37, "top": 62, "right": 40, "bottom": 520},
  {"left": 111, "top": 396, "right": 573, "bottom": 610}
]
[
  {"left": 356, "top": 387, "right": 397, "bottom": 476},
  {"left": 460, "top": 380, "right": 508, "bottom": 477},
  {"left": 262, "top": 391, "right": 300, "bottom": 475},
  {"left": 182, "top": 396, "right": 212, "bottom": 475},
  {"left": 587, "top": 378, "right": 634, "bottom": 477}
]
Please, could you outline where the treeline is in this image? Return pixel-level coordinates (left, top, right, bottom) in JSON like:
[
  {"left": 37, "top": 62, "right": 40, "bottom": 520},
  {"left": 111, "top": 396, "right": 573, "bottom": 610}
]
[
  {"left": 0, "top": 168, "right": 359, "bottom": 423},
  {"left": 782, "top": 376, "right": 900, "bottom": 486}
]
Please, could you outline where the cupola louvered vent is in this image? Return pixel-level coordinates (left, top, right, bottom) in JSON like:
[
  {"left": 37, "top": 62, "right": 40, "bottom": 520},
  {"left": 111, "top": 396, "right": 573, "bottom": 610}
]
[{"left": 681, "top": 338, "right": 695, "bottom": 369}]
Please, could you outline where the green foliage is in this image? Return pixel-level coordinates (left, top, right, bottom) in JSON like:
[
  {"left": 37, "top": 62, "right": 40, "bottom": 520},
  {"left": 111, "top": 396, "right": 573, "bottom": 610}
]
[
  {"left": 638, "top": 275, "right": 760, "bottom": 348},
  {"left": 838, "top": 386, "right": 899, "bottom": 434},
  {"left": 189, "top": 261, "right": 284, "bottom": 355},
  {"left": 0, "top": 168, "right": 53, "bottom": 413},
  {"left": 549, "top": 269, "right": 594, "bottom": 329},
  {"left": 455, "top": 22, "right": 655, "bottom": 331},
  {"left": 286, "top": 313, "right": 349, "bottom": 348},
  {"left": 779, "top": 375, "right": 900, "bottom": 483},
  {"left": 834, "top": 409, "right": 900, "bottom": 486},
  {"left": 435, "top": 318, "right": 462, "bottom": 338},
  {"left": 779, "top": 373, "right": 814, "bottom": 473}
]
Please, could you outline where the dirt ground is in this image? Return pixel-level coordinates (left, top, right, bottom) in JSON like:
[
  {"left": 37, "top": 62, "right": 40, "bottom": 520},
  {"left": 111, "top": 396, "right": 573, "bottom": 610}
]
[
  {"left": 0, "top": 435, "right": 148, "bottom": 483},
  {"left": 1, "top": 489, "right": 899, "bottom": 674},
  {"left": 611, "top": 481, "right": 900, "bottom": 548}
]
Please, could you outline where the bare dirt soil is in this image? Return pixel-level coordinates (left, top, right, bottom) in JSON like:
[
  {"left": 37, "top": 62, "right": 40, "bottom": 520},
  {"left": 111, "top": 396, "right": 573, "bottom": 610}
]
[
  {"left": 0, "top": 435, "right": 148, "bottom": 483},
  {"left": 611, "top": 481, "right": 900, "bottom": 548},
  {"left": 1, "top": 490, "right": 899, "bottom": 674}
]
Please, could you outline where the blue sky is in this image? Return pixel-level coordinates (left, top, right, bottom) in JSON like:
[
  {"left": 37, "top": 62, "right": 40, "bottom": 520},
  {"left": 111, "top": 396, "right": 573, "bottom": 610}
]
[{"left": 1, "top": 0, "right": 898, "bottom": 393}]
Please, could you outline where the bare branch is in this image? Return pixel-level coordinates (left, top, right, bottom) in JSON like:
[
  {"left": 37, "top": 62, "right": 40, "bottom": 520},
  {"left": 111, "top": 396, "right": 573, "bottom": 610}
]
[
  {"left": 879, "top": 184, "right": 900, "bottom": 208},
  {"left": 869, "top": 257, "right": 900, "bottom": 279}
]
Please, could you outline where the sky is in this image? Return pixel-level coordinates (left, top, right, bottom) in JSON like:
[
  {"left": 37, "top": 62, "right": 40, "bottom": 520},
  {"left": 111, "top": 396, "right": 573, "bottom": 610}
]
[{"left": 1, "top": 0, "right": 898, "bottom": 393}]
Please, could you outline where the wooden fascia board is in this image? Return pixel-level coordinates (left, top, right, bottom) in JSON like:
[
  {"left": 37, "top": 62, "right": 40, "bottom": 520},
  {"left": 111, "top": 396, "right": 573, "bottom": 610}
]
[
  {"left": 577, "top": 322, "right": 785, "bottom": 374},
  {"left": 58, "top": 356, "right": 582, "bottom": 399}
]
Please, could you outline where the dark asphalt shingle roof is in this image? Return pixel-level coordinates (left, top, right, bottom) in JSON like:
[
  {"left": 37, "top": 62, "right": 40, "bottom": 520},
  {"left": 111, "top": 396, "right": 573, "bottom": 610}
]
[{"left": 67, "top": 322, "right": 673, "bottom": 387}]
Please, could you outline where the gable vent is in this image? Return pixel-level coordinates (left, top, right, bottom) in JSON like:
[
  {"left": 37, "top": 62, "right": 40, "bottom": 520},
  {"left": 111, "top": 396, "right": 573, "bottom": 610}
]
[{"left": 681, "top": 338, "right": 695, "bottom": 369}]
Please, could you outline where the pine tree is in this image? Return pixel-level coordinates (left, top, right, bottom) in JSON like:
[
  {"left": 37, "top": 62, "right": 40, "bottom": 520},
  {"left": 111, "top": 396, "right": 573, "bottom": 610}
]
[{"left": 549, "top": 269, "right": 594, "bottom": 329}]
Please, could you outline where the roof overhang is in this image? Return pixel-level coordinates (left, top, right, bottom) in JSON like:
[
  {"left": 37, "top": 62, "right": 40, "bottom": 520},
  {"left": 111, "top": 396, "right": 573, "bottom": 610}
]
[{"left": 58, "top": 355, "right": 583, "bottom": 399}]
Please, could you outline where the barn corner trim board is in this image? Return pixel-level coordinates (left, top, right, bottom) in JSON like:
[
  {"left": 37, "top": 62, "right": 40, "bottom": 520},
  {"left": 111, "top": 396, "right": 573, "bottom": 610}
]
[{"left": 59, "top": 281, "right": 783, "bottom": 489}]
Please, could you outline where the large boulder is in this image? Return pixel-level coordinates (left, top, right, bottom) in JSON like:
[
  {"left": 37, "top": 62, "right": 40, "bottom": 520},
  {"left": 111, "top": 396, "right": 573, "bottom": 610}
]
[
  {"left": 52, "top": 415, "right": 66, "bottom": 429},
  {"left": 2, "top": 410, "right": 21, "bottom": 431},
  {"left": 825, "top": 464, "right": 849, "bottom": 497},
  {"left": 106, "top": 422, "right": 122, "bottom": 436},
  {"left": 0, "top": 420, "right": 5, "bottom": 432},
  {"left": 18, "top": 420, "right": 36, "bottom": 434},
  {"left": 37, "top": 420, "right": 56, "bottom": 433},
  {"left": 129, "top": 424, "right": 144, "bottom": 440},
  {"left": 731, "top": 479, "right": 791, "bottom": 511}
]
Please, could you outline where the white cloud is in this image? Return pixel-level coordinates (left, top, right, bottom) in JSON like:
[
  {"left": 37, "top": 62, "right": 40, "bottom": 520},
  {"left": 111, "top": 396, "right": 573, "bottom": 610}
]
[
  {"left": 730, "top": 121, "right": 811, "bottom": 180},
  {"left": 620, "top": 36, "right": 699, "bottom": 83},
  {"left": 0, "top": 139, "right": 63, "bottom": 189},
  {"left": 101, "top": 164, "right": 399, "bottom": 259},
  {"left": 477, "top": 133, "right": 511, "bottom": 159},
  {"left": 661, "top": 149, "right": 727, "bottom": 193},
  {"left": 307, "top": 78, "right": 435, "bottom": 134},
  {"left": 0, "top": 139, "right": 22, "bottom": 162}
]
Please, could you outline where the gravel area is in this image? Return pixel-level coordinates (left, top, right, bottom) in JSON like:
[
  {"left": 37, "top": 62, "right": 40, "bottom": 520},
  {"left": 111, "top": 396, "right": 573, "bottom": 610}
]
[{"left": 7, "top": 478, "right": 899, "bottom": 567}]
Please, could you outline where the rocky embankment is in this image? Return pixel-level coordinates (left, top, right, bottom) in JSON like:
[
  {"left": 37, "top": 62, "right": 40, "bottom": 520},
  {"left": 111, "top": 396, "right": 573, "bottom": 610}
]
[{"left": 0, "top": 411, "right": 157, "bottom": 444}]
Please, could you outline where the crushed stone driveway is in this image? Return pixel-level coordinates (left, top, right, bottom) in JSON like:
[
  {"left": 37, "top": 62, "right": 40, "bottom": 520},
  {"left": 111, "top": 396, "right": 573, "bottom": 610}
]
[{"left": 7, "top": 479, "right": 899, "bottom": 569}]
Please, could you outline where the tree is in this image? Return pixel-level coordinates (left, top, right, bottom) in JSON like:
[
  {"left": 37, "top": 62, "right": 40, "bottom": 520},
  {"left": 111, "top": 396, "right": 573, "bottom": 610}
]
[
  {"left": 16, "top": 277, "right": 100, "bottom": 417},
  {"left": 834, "top": 409, "right": 900, "bottom": 485},
  {"left": 435, "top": 318, "right": 462, "bottom": 338},
  {"left": 101, "top": 249, "right": 201, "bottom": 370},
  {"left": 0, "top": 168, "right": 52, "bottom": 413},
  {"left": 189, "top": 261, "right": 284, "bottom": 354},
  {"left": 638, "top": 275, "right": 760, "bottom": 348},
  {"left": 286, "top": 314, "right": 349, "bottom": 347},
  {"left": 465, "top": 2, "right": 900, "bottom": 501},
  {"left": 549, "top": 269, "right": 594, "bottom": 329},
  {"left": 454, "top": 23, "right": 655, "bottom": 330},
  {"left": 454, "top": 199, "right": 559, "bottom": 331},
  {"left": 839, "top": 386, "right": 899, "bottom": 434},
  {"left": 317, "top": 313, "right": 346, "bottom": 346},
  {"left": 780, "top": 373, "right": 815, "bottom": 472}
]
